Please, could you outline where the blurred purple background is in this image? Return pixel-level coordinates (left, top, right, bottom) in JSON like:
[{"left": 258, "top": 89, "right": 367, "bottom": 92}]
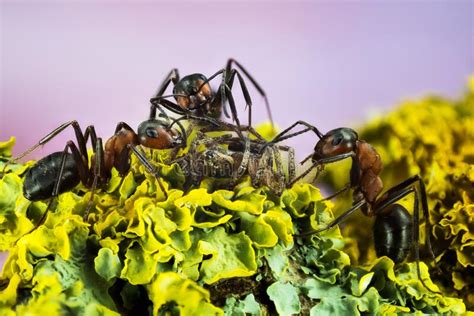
[{"left": 0, "top": 1, "right": 473, "bottom": 162}]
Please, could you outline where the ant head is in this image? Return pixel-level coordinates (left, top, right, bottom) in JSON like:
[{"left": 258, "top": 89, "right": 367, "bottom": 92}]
[
  {"left": 312, "top": 127, "right": 358, "bottom": 161},
  {"left": 173, "top": 74, "right": 212, "bottom": 109},
  {"left": 137, "top": 119, "right": 184, "bottom": 149}
]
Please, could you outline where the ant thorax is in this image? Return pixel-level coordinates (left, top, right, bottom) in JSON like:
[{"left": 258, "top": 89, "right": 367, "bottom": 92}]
[{"left": 353, "top": 140, "right": 384, "bottom": 204}]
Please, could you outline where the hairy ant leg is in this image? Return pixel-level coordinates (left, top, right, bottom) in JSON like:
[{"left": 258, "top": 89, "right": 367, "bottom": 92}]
[
  {"left": 270, "top": 120, "right": 324, "bottom": 144},
  {"left": 298, "top": 199, "right": 367, "bottom": 237},
  {"left": 223, "top": 69, "right": 254, "bottom": 127},
  {"left": 372, "top": 178, "right": 438, "bottom": 293},
  {"left": 225, "top": 58, "right": 273, "bottom": 126},
  {"left": 127, "top": 144, "right": 168, "bottom": 199},
  {"left": 149, "top": 69, "right": 180, "bottom": 120},
  {"left": 320, "top": 183, "right": 352, "bottom": 201},
  {"left": 288, "top": 152, "right": 354, "bottom": 187},
  {"left": 2, "top": 120, "right": 87, "bottom": 176},
  {"left": 372, "top": 175, "right": 436, "bottom": 262}
]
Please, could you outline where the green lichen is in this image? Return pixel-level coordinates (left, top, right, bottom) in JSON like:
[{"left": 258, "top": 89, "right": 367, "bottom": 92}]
[{"left": 0, "top": 111, "right": 469, "bottom": 315}]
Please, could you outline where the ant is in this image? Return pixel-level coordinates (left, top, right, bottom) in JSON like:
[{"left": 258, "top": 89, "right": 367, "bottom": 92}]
[
  {"left": 266, "top": 121, "right": 440, "bottom": 293},
  {"left": 173, "top": 131, "right": 295, "bottom": 194},
  {"left": 1, "top": 115, "right": 189, "bottom": 240},
  {"left": 1, "top": 107, "right": 262, "bottom": 239},
  {"left": 148, "top": 58, "right": 274, "bottom": 131}
]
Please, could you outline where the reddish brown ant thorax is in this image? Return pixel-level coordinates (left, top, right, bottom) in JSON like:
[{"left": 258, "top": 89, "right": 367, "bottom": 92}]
[
  {"left": 104, "top": 128, "right": 139, "bottom": 175},
  {"left": 355, "top": 140, "right": 383, "bottom": 207}
]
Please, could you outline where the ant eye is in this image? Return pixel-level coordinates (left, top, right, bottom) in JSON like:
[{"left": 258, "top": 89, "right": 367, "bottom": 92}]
[
  {"left": 332, "top": 135, "right": 343, "bottom": 146},
  {"left": 146, "top": 129, "right": 159, "bottom": 138}
]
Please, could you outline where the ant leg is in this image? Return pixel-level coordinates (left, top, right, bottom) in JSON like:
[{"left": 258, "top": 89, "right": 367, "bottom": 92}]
[
  {"left": 201, "top": 68, "right": 226, "bottom": 86},
  {"left": 297, "top": 199, "right": 367, "bottom": 237},
  {"left": 169, "top": 108, "right": 247, "bottom": 141},
  {"left": 373, "top": 185, "right": 440, "bottom": 294},
  {"left": 222, "top": 84, "right": 244, "bottom": 137},
  {"left": 161, "top": 116, "right": 188, "bottom": 151},
  {"left": 287, "top": 161, "right": 318, "bottom": 187},
  {"left": 288, "top": 152, "right": 354, "bottom": 187},
  {"left": 201, "top": 79, "right": 246, "bottom": 139},
  {"left": 221, "top": 84, "right": 269, "bottom": 142},
  {"left": 2, "top": 121, "right": 87, "bottom": 175},
  {"left": 272, "top": 120, "right": 324, "bottom": 144},
  {"left": 197, "top": 68, "right": 230, "bottom": 119},
  {"left": 169, "top": 113, "right": 221, "bottom": 131},
  {"left": 154, "top": 98, "right": 189, "bottom": 117},
  {"left": 159, "top": 101, "right": 241, "bottom": 139},
  {"left": 169, "top": 122, "right": 193, "bottom": 161},
  {"left": 412, "top": 187, "right": 440, "bottom": 294},
  {"left": 155, "top": 68, "right": 180, "bottom": 97},
  {"left": 53, "top": 141, "right": 90, "bottom": 200},
  {"left": 128, "top": 144, "right": 168, "bottom": 199},
  {"left": 225, "top": 69, "right": 254, "bottom": 127},
  {"left": 418, "top": 178, "right": 436, "bottom": 264},
  {"left": 321, "top": 183, "right": 352, "bottom": 201},
  {"left": 257, "top": 121, "right": 323, "bottom": 156},
  {"left": 300, "top": 152, "right": 313, "bottom": 165},
  {"left": 411, "top": 188, "right": 440, "bottom": 294},
  {"left": 225, "top": 58, "right": 273, "bottom": 126},
  {"left": 374, "top": 176, "right": 437, "bottom": 267},
  {"left": 113, "top": 122, "right": 135, "bottom": 134},
  {"left": 83, "top": 137, "right": 106, "bottom": 221},
  {"left": 200, "top": 123, "right": 265, "bottom": 142},
  {"left": 149, "top": 69, "right": 180, "bottom": 119}
]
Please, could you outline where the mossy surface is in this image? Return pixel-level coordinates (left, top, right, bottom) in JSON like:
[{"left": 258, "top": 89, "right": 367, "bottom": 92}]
[{"left": 0, "top": 102, "right": 471, "bottom": 314}]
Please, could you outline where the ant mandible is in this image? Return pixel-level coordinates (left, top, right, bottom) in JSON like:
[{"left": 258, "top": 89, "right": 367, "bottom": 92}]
[
  {"left": 267, "top": 121, "right": 440, "bottom": 293},
  {"left": 148, "top": 58, "right": 274, "bottom": 130}
]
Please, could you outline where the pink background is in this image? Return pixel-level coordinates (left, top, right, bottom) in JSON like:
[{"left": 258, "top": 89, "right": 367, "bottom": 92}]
[{"left": 1, "top": 1, "right": 473, "bottom": 161}]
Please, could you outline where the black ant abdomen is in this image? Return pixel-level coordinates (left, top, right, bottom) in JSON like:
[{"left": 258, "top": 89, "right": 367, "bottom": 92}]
[
  {"left": 23, "top": 152, "right": 80, "bottom": 201},
  {"left": 373, "top": 204, "right": 413, "bottom": 264}
]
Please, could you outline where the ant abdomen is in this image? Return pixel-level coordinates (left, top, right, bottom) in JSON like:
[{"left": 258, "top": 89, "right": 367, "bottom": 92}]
[
  {"left": 23, "top": 152, "right": 80, "bottom": 201},
  {"left": 373, "top": 204, "right": 413, "bottom": 263}
]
